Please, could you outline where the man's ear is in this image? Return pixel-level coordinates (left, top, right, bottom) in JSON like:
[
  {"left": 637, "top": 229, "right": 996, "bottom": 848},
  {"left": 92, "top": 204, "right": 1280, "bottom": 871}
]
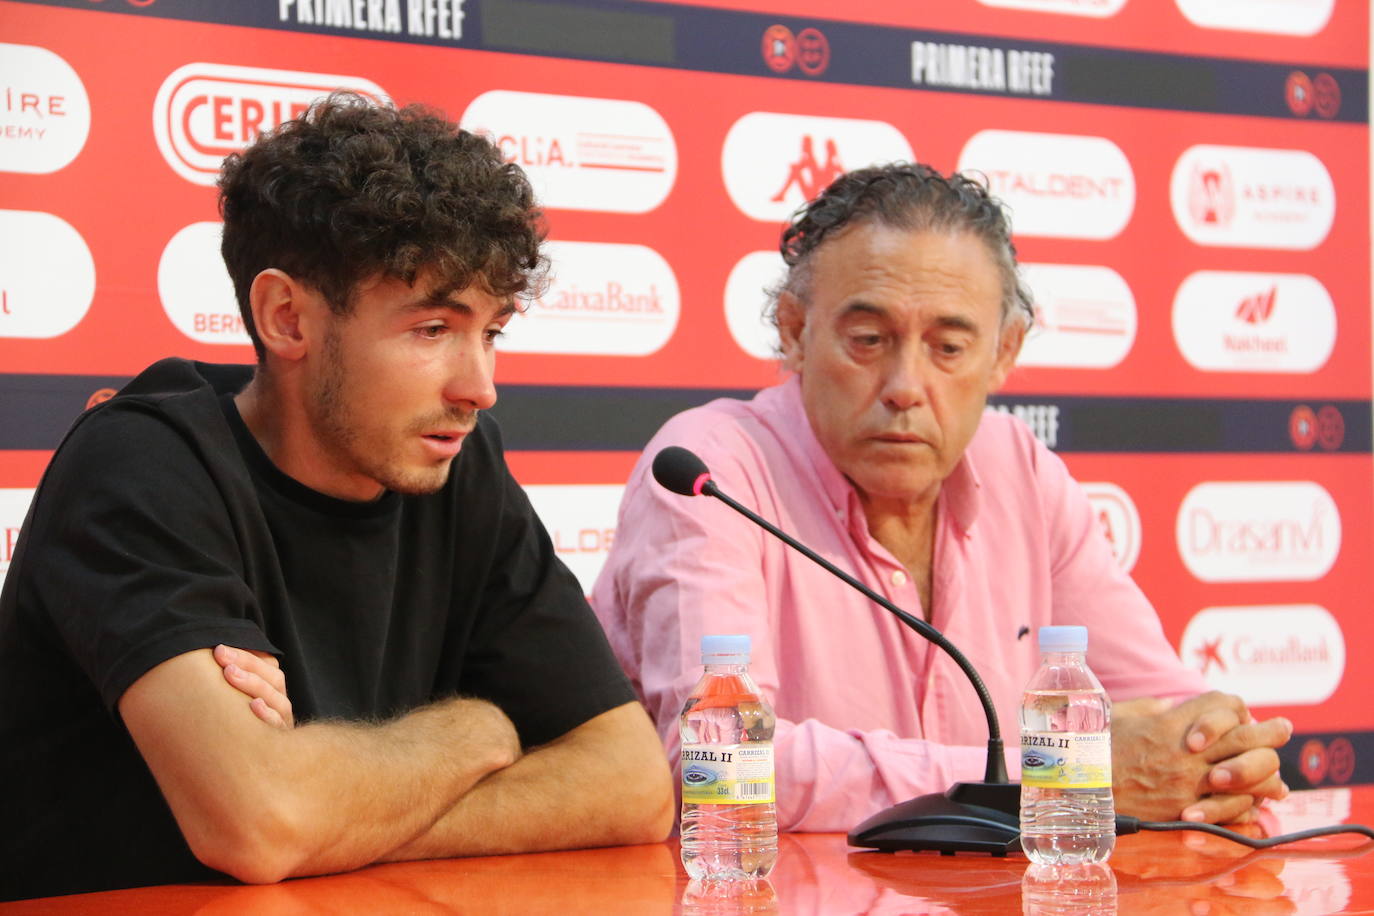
[
  {"left": 248, "top": 269, "right": 313, "bottom": 363},
  {"left": 776, "top": 291, "right": 807, "bottom": 374},
  {"left": 989, "top": 316, "right": 1027, "bottom": 391}
]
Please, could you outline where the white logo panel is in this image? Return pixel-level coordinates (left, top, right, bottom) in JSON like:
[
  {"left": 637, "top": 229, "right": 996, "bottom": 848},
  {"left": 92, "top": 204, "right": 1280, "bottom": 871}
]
[
  {"left": 1019, "top": 264, "right": 1136, "bottom": 368},
  {"left": 524, "top": 484, "right": 624, "bottom": 594},
  {"left": 0, "top": 43, "right": 91, "bottom": 174},
  {"left": 1173, "top": 271, "right": 1336, "bottom": 373},
  {"left": 959, "top": 130, "right": 1135, "bottom": 239},
  {"left": 1081, "top": 482, "right": 1141, "bottom": 572},
  {"left": 1170, "top": 145, "right": 1335, "bottom": 249},
  {"left": 721, "top": 112, "right": 913, "bottom": 222},
  {"left": 1175, "top": 0, "right": 1334, "bottom": 35},
  {"left": 0, "top": 210, "right": 95, "bottom": 339},
  {"left": 158, "top": 221, "right": 250, "bottom": 346},
  {"left": 1180, "top": 605, "right": 1345, "bottom": 705},
  {"left": 1176, "top": 482, "right": 1340, "bottom": 582},
  {"left": 0, "top": 488, "right": 35, "bottom": 591},
  {"left": 501, "top": 241, "right": 679, "bottom": 356},
  {"left": 976, "top": 0, "right": 1126, "bottom": 15},
  {"left": 724, "top": 250, "right": 785, "bottom": 360},
  {"left": 153, "top": 63, "right": 388, "bottom": 186},
  {"left": 462, "top": 91, "right": 676, "bottom": 214}
]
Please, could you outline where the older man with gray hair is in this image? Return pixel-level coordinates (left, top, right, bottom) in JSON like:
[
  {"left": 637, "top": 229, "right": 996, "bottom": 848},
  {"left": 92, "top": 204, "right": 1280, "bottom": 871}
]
[{"left": 592, "top": 162, "right": 1292, "bottom": 832}]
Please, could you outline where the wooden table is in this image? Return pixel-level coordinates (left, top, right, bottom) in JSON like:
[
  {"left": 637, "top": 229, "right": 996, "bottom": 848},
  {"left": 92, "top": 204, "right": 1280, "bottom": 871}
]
[{"left": 8, "top": 787, "right": 1374, "bottom": 913}]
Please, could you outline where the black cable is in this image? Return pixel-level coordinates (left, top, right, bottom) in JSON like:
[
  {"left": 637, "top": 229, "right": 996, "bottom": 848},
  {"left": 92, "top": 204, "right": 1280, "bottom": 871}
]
[{"left": 1115, "top": 814, "right": 1374, "bottom": 848}]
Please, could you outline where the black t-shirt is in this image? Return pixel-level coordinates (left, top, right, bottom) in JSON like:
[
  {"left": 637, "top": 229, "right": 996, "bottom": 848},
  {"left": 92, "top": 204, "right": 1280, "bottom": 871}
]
[{"left": 0, "top": 359, "right": 634, "bottom": 900}]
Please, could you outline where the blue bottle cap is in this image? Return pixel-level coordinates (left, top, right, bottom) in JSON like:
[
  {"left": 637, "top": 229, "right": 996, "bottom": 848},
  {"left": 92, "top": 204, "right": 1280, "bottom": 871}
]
[
  {"left": 1038, "top": 625, "right": 1088, "bottom": 653},
  {"left": 701, "top": 634, "right": 751, "bottom": 664}
]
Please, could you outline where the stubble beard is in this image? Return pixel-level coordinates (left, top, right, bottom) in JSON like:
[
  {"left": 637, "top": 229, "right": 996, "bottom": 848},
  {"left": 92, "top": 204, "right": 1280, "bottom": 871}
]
[{"left": 310, "top": 326, "right": 461, "bottom": 497}]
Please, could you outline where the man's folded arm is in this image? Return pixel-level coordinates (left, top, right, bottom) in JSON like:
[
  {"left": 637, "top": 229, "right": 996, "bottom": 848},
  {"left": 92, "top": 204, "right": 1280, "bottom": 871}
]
[
  {"left": 381, "top": 700, "right": 675, "bottom": 860},
  {"left": 119, "top": 648, "right": 521, "bottom": 884}
]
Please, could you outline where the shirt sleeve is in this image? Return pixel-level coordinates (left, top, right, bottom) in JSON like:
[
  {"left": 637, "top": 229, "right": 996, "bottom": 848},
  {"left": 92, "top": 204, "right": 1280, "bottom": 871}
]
[
  {"left": 1030, "top": 431, "right": 1208, "bottom": 700},
  {"left": 456, "top": 421, "right": 636, "bottom": 749},
  {"left": 592, "top": 421, "right": 1014, "bottom": 833},
  {"left": 17, "top": 404, "right": 277, "bottom": 712}
]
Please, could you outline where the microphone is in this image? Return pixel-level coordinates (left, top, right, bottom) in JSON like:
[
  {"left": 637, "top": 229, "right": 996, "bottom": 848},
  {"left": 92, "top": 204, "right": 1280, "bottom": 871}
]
[{"left": 652, "top": 445, "right": 1020, "bottom": 854}]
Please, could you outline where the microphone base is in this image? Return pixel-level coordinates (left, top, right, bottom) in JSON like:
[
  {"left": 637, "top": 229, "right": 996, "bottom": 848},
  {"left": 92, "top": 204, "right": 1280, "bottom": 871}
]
[{"left": 847, "top": 781, "right": 1022, "bottom": 855}]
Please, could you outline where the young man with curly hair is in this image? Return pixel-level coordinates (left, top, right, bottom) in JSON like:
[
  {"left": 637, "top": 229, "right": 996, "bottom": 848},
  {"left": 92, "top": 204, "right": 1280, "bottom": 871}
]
[{"left": 0, "top": 94, "right": 672, "bottom": 900}]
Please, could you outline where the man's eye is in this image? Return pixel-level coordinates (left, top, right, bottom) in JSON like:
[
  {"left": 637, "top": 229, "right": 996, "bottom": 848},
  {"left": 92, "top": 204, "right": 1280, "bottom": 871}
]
[
  {"left": 850, "top": 333, "right": 882, "bottom": 348},
  {"left": 415, "top": 325, "right": 446, "bottom": 340},
  {"left": 484, "top": 328, "right": 506, "bottom": 344}
]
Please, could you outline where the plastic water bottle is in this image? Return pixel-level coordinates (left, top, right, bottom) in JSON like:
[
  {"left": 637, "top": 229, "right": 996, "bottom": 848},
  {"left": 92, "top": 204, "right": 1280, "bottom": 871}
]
[
  {"left": 1019, "top": 625, "right": 1115, "bottom": 865},
  {"left": 679, "top": 634, "right": 778, "bottom": 880}
]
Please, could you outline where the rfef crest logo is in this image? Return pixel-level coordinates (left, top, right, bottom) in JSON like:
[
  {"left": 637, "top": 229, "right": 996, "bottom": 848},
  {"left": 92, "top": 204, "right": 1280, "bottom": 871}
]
[
  {"left": 0, "top": 43, "right": 91, "bottom": 174},
  {"left": 761, "top": 25, "right": 796, "bottom": 73},
  {"left": 1172, "top": 271, "right": 1336, "bottom": 374},
  {"left": 958, "top": 130, "right": 1135, "bottom": 240},
  {"left": 721, "top": 112, "right": 912, "bottom": 222},
  {"left": 1081, "top": 482, "right": 1141, "bottom": 572},
  {"left": 153, "top": 63, "right": 388, "bottom": 186},
  {"left": 0, "top": 209, "right": 95, "bottom": 339},
  {"left": 462, "top": 91, "right": 676, "bottom": 214},
  {"left": 500, "top": 241, "right": 679, "bottom": 356},
  {"left": 1176, "top": 481, "right": 1340, "bottom": 582},
  {"left": 1180, "top": 605, "right": 1345, "bottom": 705},
  {"left": 1018, "top": 263, "right": 1136, "bottom": 369},
  {"left": 1171, "top": 145, "right": 1335, "bottom": 250}
]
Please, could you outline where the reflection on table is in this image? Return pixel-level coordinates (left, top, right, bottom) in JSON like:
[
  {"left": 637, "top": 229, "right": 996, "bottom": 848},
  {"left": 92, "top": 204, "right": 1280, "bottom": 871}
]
[{"left": 8, "top": 788, "right": 1374, "bottom": 914}]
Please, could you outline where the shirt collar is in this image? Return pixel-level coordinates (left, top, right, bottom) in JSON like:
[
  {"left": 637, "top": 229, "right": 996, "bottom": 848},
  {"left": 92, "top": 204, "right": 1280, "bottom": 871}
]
[{"left": 772, "top": 374, "right": 984, "bottom": 535}]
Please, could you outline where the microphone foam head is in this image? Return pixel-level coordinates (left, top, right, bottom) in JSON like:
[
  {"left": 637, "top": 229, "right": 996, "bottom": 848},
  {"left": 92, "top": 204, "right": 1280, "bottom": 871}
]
[{"left": 652, "top": 446, "right": 712, "bottom": 497}]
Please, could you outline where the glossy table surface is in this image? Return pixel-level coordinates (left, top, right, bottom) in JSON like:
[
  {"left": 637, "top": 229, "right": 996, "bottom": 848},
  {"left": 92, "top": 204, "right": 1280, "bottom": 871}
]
[{"left": 9, "top": 787, "right": 1374, "bottom": 914}]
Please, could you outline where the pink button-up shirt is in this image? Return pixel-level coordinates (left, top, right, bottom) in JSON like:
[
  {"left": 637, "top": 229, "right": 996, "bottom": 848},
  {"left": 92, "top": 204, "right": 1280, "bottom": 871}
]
[{"left": 591, "top": 376, "right": 1206, "bottom": 832}]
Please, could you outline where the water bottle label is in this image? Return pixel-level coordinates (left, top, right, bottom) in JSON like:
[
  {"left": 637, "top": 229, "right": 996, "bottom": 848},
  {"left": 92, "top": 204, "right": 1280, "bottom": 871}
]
[
  {"left": 681, "top": 742, "right": 775, "bottom": 804},
  {"left": 1020, "top": 731, "right": 1112, "bottom": 789}
]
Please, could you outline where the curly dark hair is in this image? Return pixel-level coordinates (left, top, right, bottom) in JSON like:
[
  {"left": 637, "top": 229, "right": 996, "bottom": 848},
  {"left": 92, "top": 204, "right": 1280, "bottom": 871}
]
[
  {"left": 219, "top": 92, "right": 547, "bottom": 360},
  {"left": 770, "top": 162, "right": 1034, "bottom": 333}
]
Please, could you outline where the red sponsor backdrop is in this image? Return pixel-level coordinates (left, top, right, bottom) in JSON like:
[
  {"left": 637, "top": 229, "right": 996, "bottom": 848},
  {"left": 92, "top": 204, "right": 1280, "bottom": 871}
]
[{"left": 1, "top": 1, "right": 1370, "bottom": 742}]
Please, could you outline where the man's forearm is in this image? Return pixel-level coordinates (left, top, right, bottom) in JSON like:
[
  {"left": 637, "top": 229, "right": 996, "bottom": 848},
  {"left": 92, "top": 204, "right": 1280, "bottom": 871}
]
[
  {"left": 259, "top": 696, "right": 522, "bottom": 878},
  {"left": 381, "top": 701, "right": 674, "bottom": 861},
  {"left": 121, "top": 651, "right": 521, "bottom": 884}
]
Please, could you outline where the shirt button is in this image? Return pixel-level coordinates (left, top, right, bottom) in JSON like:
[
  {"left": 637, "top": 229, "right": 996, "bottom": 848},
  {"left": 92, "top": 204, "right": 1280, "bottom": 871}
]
[{"left": 891, "top": 570, "right": 908, "bottom": 587}]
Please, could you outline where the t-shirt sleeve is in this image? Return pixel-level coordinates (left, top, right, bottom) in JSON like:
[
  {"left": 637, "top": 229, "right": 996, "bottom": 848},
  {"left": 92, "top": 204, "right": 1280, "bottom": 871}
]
[
  {"left": 18, "top": 404, "right": 276, "bottom": 712},
  {"left": 456, "top": 436, "right": 635, "bottom": 748}
]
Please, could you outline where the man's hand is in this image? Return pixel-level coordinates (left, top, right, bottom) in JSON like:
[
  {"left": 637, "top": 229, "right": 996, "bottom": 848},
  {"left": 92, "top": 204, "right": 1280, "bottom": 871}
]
[
  {"left": 1112, "top": 692, "right": 1291, "bottom": 825},
  {"left": 214, "top": 644, "right": 293, "bottom": 728}
]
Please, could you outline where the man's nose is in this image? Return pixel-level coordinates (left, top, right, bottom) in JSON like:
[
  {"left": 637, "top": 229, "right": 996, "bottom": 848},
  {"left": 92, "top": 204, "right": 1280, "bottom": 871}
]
[
  {"left": 445, "top": 344, "right": 498, "bottom": 411},
  {"left": 880, "top": 351, "right": 930, "bottom": 412}
]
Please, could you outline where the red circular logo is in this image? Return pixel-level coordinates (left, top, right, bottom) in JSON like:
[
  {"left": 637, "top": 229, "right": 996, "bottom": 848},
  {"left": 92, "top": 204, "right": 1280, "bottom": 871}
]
[
  {"left": 761, "top": 25, "right": 796, "bottom": 74},
  {"left": 1289, "top": 405, "right": 1317, "bottom": 450},
  {"left": 1313, "top": 73, "right": 1341, "bottom": 119},
  {"left": 1299, "top": 738, "right": 1328, "bottom": 785},
  {"left": 1286, "top": 71, "right": 1314, "bottom": 116},
  {"left": 1328, "top": 737, "right": 1355, "bottom": 784},
  {"left": 1316, "top": 405, "right": 1345, "bottom": 450},
  {"left": 86, "top": 388, "right": 117, "bottom": 410},
  {"left": 796, "top": 27, "right": 830, "bottom": 76}
]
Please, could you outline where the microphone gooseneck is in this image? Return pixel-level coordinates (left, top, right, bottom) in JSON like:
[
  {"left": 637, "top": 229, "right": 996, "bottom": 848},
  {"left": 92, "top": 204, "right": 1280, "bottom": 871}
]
[{"left": 652, "top": 445, "right": 1020, "bottom": 855}]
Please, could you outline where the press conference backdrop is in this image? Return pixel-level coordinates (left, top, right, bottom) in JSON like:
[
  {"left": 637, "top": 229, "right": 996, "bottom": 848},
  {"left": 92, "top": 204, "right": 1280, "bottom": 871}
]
[{"left": 1, "top": 0, "right": 1369, "bottom": 785}]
